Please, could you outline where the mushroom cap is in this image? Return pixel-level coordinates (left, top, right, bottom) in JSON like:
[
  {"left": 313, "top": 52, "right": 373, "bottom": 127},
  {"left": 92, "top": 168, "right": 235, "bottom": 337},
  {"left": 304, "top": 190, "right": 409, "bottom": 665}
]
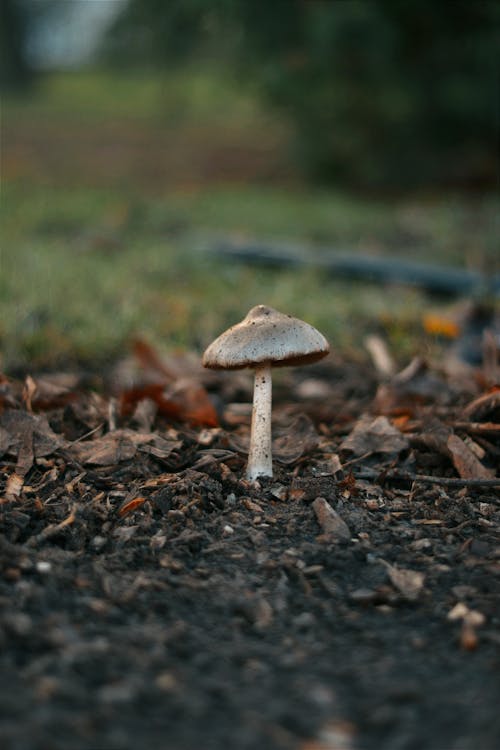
[{"left": 202, "top": 305, "right": 330, "bottom": 370}]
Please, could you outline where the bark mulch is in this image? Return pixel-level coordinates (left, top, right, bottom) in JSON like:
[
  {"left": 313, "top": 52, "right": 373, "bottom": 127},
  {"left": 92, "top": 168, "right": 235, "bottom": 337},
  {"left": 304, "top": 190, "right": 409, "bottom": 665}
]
[{"left": 1, "top": 347, "right": 499, "bottom": 750}]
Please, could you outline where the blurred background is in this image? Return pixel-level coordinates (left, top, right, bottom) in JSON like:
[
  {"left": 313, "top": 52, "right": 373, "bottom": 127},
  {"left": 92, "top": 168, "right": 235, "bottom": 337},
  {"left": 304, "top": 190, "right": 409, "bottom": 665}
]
[{"left": 1, "top": 0, "right": 499, "bottom": 371}]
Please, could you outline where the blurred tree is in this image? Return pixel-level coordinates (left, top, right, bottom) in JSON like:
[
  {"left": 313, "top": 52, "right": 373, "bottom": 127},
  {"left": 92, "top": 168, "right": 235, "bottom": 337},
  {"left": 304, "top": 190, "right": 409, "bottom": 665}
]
[
  {"left": 107, "top": 0, "right": 500, "bottom": 189},
  {"left": 0, "top": 0, "right": 34, "bottom": 90},
  {"left": 0, "top": 0, "right": 64, "bottom": 91}
]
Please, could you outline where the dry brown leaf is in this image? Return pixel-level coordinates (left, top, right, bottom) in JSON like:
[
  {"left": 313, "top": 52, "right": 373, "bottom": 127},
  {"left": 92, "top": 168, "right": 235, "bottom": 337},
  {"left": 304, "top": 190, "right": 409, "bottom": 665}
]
[
  {"left": 446, "top": 434, "right": 495, "bottom": 479},
  {"left": 23, "top": 375, "right": 37, "bottom": 412},
  {"left": 340, "top": 415, "right": 408, "bottom": 458},
  {"left": 374, "top": 356, "right": 453, "bottom": 414},
  {"left": 0, "top": 410, "right": 65, "bottom": 459},
  {"left": 118, "top": 496, "right": 146, "bottom": 517},
  {"left": 120, "top": 379, "right": 218, "bottom": 427},
  {"left": 23, "top": 373, "right": 79, "bottom": 411},
  {"left": 69, "top": 429, "right": 181, "bottom": 467},
  {"left": 423, "top": 313, "right": 460, "bottom": 339},
  {"left": 132, "top": 338, "right": 177, "bottom": 380},
  {"left": 273, "top": 413, "right": 319, "bottom": 464},
  {"left": 70, "top": 430, "right": 140, "bottom": 466},
  {"left": 138, "top": 435, "right": 182, "bottom": 460},
  {"left": 229, "top": 412, "right": 319, "bottom": 464},
  {"left": 0, "top": 375, "right": 19, "bottom": 412},
  {"left": 163, "top": 378, "right": 218, "bottom": 427},
  {"left": 15, "top": 424, "right": 34, "bottom": 478},
  {"left": 4, "top": 472, "right": 24, "bottom": 500}
]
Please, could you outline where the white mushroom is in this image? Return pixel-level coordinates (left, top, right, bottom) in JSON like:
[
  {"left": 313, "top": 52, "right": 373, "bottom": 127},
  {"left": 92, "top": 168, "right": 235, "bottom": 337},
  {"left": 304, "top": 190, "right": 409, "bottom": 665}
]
[{"left": 202, "top": 305, "right": 329, "bottom": 481}]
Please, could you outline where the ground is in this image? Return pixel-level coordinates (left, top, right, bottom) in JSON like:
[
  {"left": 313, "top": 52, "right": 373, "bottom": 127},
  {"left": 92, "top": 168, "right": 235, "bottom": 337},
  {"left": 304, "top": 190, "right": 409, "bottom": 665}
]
[
  {"left": 2, "top": 67, "right": 499, "bottom": 750},
  {"left": 1, "top": 351, "right": 499, "bottom": 750}
]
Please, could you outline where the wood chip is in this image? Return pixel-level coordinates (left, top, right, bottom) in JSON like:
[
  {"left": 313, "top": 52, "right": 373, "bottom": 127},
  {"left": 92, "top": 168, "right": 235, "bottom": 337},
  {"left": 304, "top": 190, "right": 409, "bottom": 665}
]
[
  {"left": 446, "top": 434, "right": 495, "bottom": 480},
  {"left": 312, "top": 497, "right": 351, "bottom": 542},
  {"left": 118, "top": 497, "right": 146, "bottom": 517},
  {"left": 383, "top": 562, "right": 425, "bottom": 601},
  {"left": 364, "top": 334, "right": 396, "bottom": 377},
  {"left": 4, "top": 472, "right": 24, "bottom": 501}
]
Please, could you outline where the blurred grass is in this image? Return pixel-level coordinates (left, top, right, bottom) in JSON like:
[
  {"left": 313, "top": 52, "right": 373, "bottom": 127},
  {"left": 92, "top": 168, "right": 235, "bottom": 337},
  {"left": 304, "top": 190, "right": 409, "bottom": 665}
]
[
  {"left": 1, "top": 69, "right": 498, "bottom": 371},
  {"left": 3, "top": 68, "right": 264, "bottom": 123}
]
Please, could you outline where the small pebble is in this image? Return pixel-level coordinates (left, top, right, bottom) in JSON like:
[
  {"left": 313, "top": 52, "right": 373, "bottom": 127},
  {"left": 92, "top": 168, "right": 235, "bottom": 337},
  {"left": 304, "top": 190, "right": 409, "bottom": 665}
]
[
  {"left": 270, "top": 484, "right": 287, "bottom": 501},
  {"left": 155, "top": 672, "right": 178, "bottom": 692},
  {"left": 36, "top": 561, "right": 52, "bottom": 574},
  {"left": 349, "top": 588, "right": 378, "bottom": 604},
  {"left": 91, "top": 535, "right": 107, "bottom": 551}
]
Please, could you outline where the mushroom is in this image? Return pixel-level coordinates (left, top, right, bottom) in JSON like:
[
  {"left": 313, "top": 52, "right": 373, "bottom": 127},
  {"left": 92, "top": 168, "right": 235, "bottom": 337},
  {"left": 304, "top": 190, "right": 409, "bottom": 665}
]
[{"left": 202, "top": 305, "right": 329, "bottom": 481}]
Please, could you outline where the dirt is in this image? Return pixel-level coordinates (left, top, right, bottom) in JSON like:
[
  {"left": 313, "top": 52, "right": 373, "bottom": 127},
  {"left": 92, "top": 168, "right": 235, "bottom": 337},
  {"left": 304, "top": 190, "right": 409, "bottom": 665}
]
[
  {"left": 2, "top": 118, "right": 294, "bottom": 190},
  {"left": 1, "top": 353, "right": 499, "bottom": 750}
]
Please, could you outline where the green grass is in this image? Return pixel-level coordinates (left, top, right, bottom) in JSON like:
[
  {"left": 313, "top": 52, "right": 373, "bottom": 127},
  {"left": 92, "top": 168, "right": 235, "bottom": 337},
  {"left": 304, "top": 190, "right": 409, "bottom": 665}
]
[
  {"left": 3, "top": 68, "right": 266, "bottom": 124},
  {"left": 1, "top": 69, "right": 498, "bottom": 371}
]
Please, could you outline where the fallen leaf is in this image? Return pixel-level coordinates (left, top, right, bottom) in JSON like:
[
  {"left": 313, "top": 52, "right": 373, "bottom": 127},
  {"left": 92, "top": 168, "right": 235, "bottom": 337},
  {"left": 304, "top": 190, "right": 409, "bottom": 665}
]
[
  {"left": 340, "top": 415, "right": 408, "bottom": 458},
  {"left": 15, "top": 423, "right": 34, "bottom": 477},
  {"left": 164, "top": 378, "right": 218, "bottom": 427},
  {"left": 70, "top": 430, "right": 138, "bottom": 465},
  {"left": 0, "top": 375, "right": 19, "bottom": 411},
  {"left": 0, "top": 410, "right": 65, "bottom": 458},
  {"left": 118, "top": 497, "right": 146, "bottom": 517},
  {"left": 132, "top": 338, "right": 177, "bottom": 380},
  {"left": 121, "top": 379, "right": 218, "bottom": 427},
  {"left": 23, "top": 375, "right": 37, "bottom": 412},
  {"left": 120, "top": 383, "right": 183, "bottom": 420},
  {"left": 423, "top": 314, "right": 460, "bottom": 339},
  {"left": 243, "top": 498, "right": 264, "bottom": 513},
  {"left": 130, "top": 397, "right": 157, "bottom": 432},
  {"left": 374, "top": 356, "right": 451, "bottom": 413},
  {"left": 4, "top": 473, "right": 24, "bottom": 500},
  {"left": 229, "top": 413, "right": 319, "bottom": 464},
  {"left": 22, "top": 373, "right": 79, "bottom": 411},
  {"left": 273, "top": 413, "right": 319, "bottom": 464},
  {"left": 446, "top": 434, "right": 495, "bottom": 479},
  {"left": 138, "top": 435, "right": 182, "bottom": 460}
]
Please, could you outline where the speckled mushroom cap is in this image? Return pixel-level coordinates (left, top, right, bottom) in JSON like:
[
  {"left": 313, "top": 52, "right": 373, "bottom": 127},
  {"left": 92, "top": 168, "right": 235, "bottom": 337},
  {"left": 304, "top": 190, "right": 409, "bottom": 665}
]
[{"left": 202, "top": 305, "right": 330, "bottom": 370}]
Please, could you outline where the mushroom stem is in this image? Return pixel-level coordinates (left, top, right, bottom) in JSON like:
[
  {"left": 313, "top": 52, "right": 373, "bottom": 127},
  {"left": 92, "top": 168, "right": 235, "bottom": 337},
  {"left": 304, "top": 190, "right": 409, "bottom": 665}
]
[{"left": 247, "top": 362, "right": 273, "bottom": 480}]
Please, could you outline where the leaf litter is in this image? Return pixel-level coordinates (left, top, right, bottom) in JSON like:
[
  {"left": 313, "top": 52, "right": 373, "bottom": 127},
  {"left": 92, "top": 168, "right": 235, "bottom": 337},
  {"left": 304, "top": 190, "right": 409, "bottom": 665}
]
[{"left": 0, "top": 339, "right": 499, "bottom": 750}]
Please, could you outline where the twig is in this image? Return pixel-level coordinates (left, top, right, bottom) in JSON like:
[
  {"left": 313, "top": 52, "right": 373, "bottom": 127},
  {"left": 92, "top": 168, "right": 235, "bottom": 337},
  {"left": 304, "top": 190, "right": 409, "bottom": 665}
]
[
  {"left": 212, "top": 239, "right": 499, "bottom": 296},
  {"left": 26, "top": 505, "right": 78, "bottom": 547},
  {"left": 355, "top": 468, "right": 500, "bottom": 489}
]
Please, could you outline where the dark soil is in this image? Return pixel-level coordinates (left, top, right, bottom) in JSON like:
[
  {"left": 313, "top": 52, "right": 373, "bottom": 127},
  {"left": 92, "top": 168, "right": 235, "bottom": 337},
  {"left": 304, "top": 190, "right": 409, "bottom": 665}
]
[{"left": 1, "top": 354, "right": 499, "bottom": 750}]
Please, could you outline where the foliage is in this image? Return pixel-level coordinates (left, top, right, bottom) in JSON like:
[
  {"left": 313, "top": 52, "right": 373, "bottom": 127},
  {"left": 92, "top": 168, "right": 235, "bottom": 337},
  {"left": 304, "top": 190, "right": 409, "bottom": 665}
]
[
  {"left": 2, "top": 68, "right": 498, "bottom": 370},
  {"left": 0, "top": 0, "right": 34, "bottom": 90},
  {"left": 107, "top": 0, "right": 500, "bottom": 189},
  {"left": 2, "top": 177, "right": 498, "bottom": 370}
]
